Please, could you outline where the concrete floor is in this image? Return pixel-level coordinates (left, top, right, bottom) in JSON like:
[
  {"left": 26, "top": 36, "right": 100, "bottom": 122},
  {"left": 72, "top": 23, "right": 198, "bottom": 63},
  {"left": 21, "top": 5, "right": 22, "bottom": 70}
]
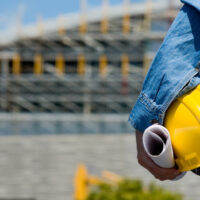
[{"left": 0, "top": 134, "right": 198, "bottom": 200}]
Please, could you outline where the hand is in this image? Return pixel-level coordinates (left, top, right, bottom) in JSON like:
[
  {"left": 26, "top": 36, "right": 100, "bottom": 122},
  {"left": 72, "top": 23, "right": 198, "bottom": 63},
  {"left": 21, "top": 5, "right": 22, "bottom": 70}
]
[{"left": 135, "top": 130, "right": 181, "bottom": 181}]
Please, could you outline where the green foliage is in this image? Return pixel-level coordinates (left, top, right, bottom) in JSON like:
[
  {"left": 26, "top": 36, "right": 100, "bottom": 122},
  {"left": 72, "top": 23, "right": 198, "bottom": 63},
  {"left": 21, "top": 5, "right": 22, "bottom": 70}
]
[{"left": 87, "top": 179, "right": 183, "bottom": 200}]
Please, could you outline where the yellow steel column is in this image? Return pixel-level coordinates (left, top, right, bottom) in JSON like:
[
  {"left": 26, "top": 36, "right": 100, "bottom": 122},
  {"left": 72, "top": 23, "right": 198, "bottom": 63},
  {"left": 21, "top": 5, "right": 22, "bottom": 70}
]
[
  {"left": 77, "top": 55, "right": 86, "bottom": 76},
  {"left": 143, "top": 54, "right": 152, "bottom": 75},
  {"left": 123, "top": 15, "right": 130, "bottom": 34},
  {"left": 143, "top": 0, "right": 152, "bottom": 31},
  {"left": 122, "top": 0, "right": 130, "bottom": 34},
  {"left": 101, "top": 17, "right": 109, "bottom": 34},
  {"left": 79, "top": 0, "right": 87, "bottom": 34},
  {"left": 57, "top": 15, "right": 66, "bottom": 35},
  {"left": 37, "top": 16, "right": 44, "bottom": 37},
  {"left": 56, "top": 54, "right": 65, "bottom": 75},
  {"left": 74, "top": 164, "right": 88, "bottom": 200},
  {"left": 13, "top": 53, "right": 21, "bottom": 75},
  {"left": 16, "top": 11, "right": 22, "bottom": 38},
  {"left": 121, "top": 54, "right": 129, "bottom": 76},
  {"left": 79, "top": 20, "right": 87, "bottom": 34},
  {"left": 99, "top": 55, "right": 107, "bottom": 78},
  {"left": 34, "top": 54, "right": 43, "bottom": 75},
  {"left": 101, "top": 0, "right": 109, "bottom": 34},
  {"left": 121, "top": 54, "right": 129, "bottom": 95}
]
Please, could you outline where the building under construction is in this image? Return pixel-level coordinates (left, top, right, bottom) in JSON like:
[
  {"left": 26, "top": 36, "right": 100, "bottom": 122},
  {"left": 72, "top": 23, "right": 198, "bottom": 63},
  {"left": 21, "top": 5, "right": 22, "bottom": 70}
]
[{"left": 0, "top": 0, "right": 181, "bottom": 134}]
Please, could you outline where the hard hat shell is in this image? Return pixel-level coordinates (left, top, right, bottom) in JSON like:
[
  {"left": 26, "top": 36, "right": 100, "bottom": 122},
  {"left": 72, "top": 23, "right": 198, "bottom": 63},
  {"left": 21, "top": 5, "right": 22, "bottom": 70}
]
[{"left": 164, "top": 85, "right": 200, "bottom": 172}]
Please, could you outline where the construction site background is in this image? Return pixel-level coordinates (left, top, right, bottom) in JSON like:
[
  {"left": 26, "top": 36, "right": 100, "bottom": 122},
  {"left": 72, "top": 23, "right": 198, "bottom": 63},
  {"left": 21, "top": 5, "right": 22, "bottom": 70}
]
[
  {"left": 0, "top": 0, "right": 180, "bottom": 134},
  {"left": 1, "top": 1, "right": 199, "bottom": 200}
]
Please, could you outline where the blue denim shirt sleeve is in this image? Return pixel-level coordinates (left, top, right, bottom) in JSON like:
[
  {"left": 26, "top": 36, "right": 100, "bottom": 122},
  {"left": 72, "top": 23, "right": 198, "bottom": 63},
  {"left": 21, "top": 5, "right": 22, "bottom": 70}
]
[
  {"left": 128, "top": 3, "right": 200, "bottom": 133},
  {"left": 181, "top": 0, "right": 200, "bottom": 11}
]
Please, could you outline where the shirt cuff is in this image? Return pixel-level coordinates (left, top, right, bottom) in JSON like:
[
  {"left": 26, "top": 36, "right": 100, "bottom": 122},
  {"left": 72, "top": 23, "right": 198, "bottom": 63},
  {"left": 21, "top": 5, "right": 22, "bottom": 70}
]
[{"left": 128, "top": 92, "right": 161, "bottom": 133}]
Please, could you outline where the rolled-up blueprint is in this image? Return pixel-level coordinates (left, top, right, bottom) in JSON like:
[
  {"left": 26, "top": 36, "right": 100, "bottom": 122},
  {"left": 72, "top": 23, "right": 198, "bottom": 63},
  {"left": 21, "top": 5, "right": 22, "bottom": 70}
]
[{"left": 143, "top": 124, "right": 186, "bottom": 180}]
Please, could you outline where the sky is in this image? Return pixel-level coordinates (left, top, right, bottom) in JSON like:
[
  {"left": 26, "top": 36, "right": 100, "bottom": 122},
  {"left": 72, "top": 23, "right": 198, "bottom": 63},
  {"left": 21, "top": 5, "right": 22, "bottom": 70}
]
[{"left": 0, "top": 0, "right": 142, "bottom": 30}]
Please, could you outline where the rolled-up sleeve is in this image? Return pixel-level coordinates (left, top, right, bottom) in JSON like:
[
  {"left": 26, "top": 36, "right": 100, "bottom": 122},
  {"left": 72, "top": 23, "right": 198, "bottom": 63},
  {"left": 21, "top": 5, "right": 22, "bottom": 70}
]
[{"left": 128, "top": 3, "right": 200, "bottom": 133}]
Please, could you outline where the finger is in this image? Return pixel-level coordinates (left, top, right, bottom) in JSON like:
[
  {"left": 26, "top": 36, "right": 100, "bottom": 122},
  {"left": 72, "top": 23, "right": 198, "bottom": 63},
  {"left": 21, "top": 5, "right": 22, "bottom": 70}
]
[
  {"left": 141, "top": 159, "right": 181, "bottom": 180},
  {"left": 152, "top": 168, "right": 181, "bottom": 180},
  {"left": 142, "top": 156, "right": 180, "bottom": 174},
  {"left": 151, "top": 165, "right": 180, "bottom": 175},
  {"left": 158, "top": 167, "right": 181, "bottom": 177}
]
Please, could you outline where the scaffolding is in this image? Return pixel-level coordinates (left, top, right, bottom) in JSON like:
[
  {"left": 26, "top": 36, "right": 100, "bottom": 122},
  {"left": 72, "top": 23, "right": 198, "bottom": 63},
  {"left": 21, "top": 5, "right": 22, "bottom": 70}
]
[{"left": 0, "top": 0, "right": 181, "bottom": 114}]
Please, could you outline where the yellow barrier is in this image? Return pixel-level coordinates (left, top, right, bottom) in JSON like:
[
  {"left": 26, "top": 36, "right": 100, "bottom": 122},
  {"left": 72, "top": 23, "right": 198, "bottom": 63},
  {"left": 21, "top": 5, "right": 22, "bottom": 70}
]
[
  {"left": 99, "top": 55, "right": 108, "bottom": 77},
  {"left": 74, "top": 164, "right": 88, "bottom": 200},
  {"left": 34, "top": 54, "right": 43, "bottom": 75},
  {"left": 74, "top": 164, "right": 122, "bottom": 200},
  {"left": 101, "top": 170, "right": 122, "bottom": 182},
  {"left": 56, "top": 54, "right": 65, "bottom": 75},
  {"left": 13, "top": 54, "right": 21, "bottom": 75}
]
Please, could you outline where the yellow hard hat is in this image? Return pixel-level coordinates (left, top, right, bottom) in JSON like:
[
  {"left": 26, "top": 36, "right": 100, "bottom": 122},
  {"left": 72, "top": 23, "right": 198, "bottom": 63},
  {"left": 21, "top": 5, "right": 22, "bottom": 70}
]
[{"left": 164, "top": 85, "right": 200, "bottom": 172}]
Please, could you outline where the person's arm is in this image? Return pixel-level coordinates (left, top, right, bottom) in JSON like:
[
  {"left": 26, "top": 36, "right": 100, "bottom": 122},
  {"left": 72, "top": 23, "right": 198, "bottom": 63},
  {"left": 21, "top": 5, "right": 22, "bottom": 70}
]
[
  {"left": 135, "top": 130, "right": 180, "bottom": 181},
  {"left": 129, "top": 2, "right": 200, "bottom": 180},
  {"left": 129, "top": 4, "right": 200, "bottom": 133}
]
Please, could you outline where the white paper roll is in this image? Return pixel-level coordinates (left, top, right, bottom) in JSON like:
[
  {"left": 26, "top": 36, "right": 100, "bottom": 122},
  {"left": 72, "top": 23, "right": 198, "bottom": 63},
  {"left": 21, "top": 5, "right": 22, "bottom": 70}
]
[{"left": 143, "top": 124, "right": 186, "bottom": 180}]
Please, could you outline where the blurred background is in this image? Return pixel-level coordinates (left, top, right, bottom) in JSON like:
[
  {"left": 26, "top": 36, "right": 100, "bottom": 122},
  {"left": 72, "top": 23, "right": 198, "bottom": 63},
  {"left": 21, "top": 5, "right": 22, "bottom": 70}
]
[{"left": 0, "top": 0, "right": 199, "bottom": 200}]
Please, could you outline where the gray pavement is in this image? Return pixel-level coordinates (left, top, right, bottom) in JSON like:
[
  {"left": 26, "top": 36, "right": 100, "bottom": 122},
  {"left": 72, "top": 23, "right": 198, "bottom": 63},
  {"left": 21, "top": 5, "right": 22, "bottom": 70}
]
[{"left": 0, "top": 134, "right": 198, "bottom": 200}]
